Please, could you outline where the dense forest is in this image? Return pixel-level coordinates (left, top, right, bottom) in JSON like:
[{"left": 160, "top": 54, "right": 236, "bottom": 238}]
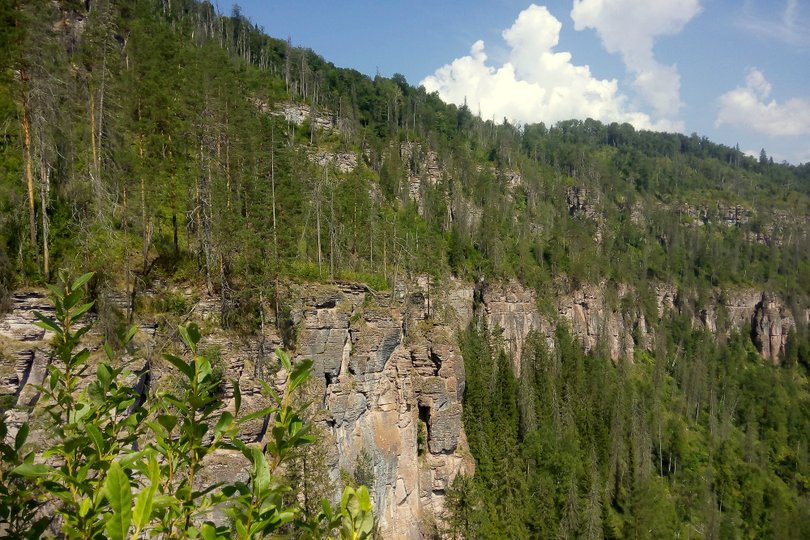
[
  {"left": 1, "top": 1, "right": 809, "bottom": 538},
  {"left": 447, "top": 322, "right": 810, "bottom": 538}
]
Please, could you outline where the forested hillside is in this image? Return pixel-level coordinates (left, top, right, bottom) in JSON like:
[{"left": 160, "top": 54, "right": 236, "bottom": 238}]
[{"left": 1, "top": 1, "right": 809, "bottom": 538}]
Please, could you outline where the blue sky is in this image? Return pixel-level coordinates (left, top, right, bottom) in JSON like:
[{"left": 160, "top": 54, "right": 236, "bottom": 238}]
[{"left": 219, "top": 0, "right": 810, "bottom": 164}]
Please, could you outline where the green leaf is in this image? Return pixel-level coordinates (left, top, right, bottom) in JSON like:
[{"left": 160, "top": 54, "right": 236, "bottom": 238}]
[
  {"left": 200, "top": 523, "right": 219, "bottom": 540},
  {"left": 74, "top": 324, "right": 92, "bottom": 341},
  {"left": 122, "top": 324, "right": 138, "bottom": 345},
  {"left": 85, "top": 424, "right": 104, "bottom": 454},
  {"left": 63, "top": 288, "right": 82, "bottom": 311},
  {"left": 97, "top": 362, "right": 113, "bottom": 388},
  {"left": 151, "top": 494, "right": 177, "bottom": 509},
  {"left": 250, "top": 447, "right": 272, "bottom": 499},
  {"left": 156, "top": 414, "right": 178, "bottom": 433},
  {"left": 238, "top": 405, "right": 279, "bottom": 425},
  {"left": 47, "top": 364, "right": 60, "bottom": 390},
  {"left": 276, "top": 348, "right": 292, "bottom": 372},
  {"left": 12, "top": 462, "right": 51, "bottom": 477},
  {"left": 259, "top": 380, "right": 281, "bottom": 404},
  {"left": 71, "top": 301, "right": 95, "bottom": 321},
  {"left": 195, "top": 354, "right": 213, "bottom": 385},
  {"left": 46, "top": 283, "right": 65, "bottom": 302},
  {"left": 235, "top": 519, "right": 248, "bottom": 539},
  {"left": 104, "top": 461, "right": 133, "bottom": 540},
  {"left": 133, "top": 456, "right": 159, "bottom": 529},
  {"left": 289, "top": 358, "right": 313, "bottom": 393},
  {"left": 355, "top": 485, "right": 372, "bottom": 512},
  {"left": 78, "top": 496, "right": 92, "bottom": 518},
  {"left": 233, "top": 379, "right": 242, "bottom": 416},
  {"left": 71, "top": 348, "right": 91, "bottom": 367},
  {"left": 214, "top": 411, "right": 234, "bottom": 437},
  {"left": 164, "top": 353, "right": 194, "bottom": 381},
  {"left": 179, "top": 322, "right": 201, "bottom": 351},
  {"left": 14, "top": 422, "right": 29, "bottom": 451},
  {"left": 33, "top": 312, "right": 60, "bottom": 334},
  {"left": 70, "top": 272, "right": 94, "bottom": 291}
]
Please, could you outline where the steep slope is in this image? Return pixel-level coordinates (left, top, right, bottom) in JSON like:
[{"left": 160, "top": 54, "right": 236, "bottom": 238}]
[{"left": 1, "top": 1, "right": 810, "bottom": 538}]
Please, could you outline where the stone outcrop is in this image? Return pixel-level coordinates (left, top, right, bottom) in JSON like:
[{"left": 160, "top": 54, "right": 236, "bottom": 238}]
[
  {"left": 1, "top": 276, "right": 804, "bottom": 538},
  {"left": 0, "top": 292, "right": 58, "bottom": 414},
  {"left": 717, "top": 204, "right": 749, "bottom": 227},
  {"left": 565, "top": 186, "right": 604, "bottom": 242},
  {"left": 475, "top": 280, "right": 799, "bottom": 370},
  {"left": 565, "top": 186, "right": 599, "bottom": 220},
  {"left": 752, "top": 294, "right": 795, "bottom": 363},
  {"left": 400, "top": 142, "right": 443, "bottom": 211},
  {"left": 292, "top": 283, "right": 471, "bottom": 539},
  {"left": 254, "top": 99, "right": 339, "bottom": 132},
  {"left": 0, "top": 282, "right": 472, "bottom": 540},
  {"left": 557, "top": 284, "right": 638, "bottom": 360},
  {"left": 502, "top": 169, "right": 522, "bottom": 190},
  {"left": 309, "top": 150, "right": 358, "bottom": 173},
  {"left": 480, "top": 281, "right": 546, "bottom": 374}
]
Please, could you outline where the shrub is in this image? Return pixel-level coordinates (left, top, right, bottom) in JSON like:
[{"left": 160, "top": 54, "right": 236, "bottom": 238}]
[{"left": 1, "top": 270, "right": 374, "bottom": 539}]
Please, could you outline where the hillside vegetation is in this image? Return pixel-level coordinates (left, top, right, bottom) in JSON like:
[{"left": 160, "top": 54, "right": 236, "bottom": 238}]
[{"left": 1, "top": 1, "right": 809, "bottom": 538}]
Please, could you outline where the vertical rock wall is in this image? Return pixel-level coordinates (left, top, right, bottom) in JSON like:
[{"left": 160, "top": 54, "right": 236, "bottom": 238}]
[
  {"left": 1, "top": 278, "right": 805, "bottom": 538},
  {"left": 291, "top": 283, "right": 472, "bottom": 539}
]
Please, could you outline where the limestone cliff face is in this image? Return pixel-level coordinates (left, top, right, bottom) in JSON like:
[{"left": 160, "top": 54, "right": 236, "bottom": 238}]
[
  {"left": 0, "top": 283, "right": 472, "bottom": 540},
  {"left": 290, "top": 283, "right": 471, "bottom": 539},
  {"left": 751, "top": 294, "right": 797, "bottom": 363},
  {"left": 471, "top": 280, "right": 803, "bottom": 371},
  {"left": 479, "top": 281, "right": 546, "bottom": 374},
  {"left": 1, "top": 278, "right": 805, "bottom": 538}
]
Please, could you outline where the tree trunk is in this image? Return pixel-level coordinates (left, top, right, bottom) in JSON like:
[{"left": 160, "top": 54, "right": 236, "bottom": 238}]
[
  {"left": 141, "top": 174, "right": 151, "bottom": 275},
  {"left": 123, "top": 187, "right": 133, "bottom": 322},
  {"left": 139, "top": 136, "right": 151, "bottom": 275},
  {"left": 201, "top": 142, "right": 214, "bottom": 295},
  {"left": 90, "top": 90, "right": 97, "bottom": 175},
  {"left": 315, "top": 171, "right": 322, "bottom": 277},
  {"left": 219, "top": 254, "right": 227, "bottom": 324},
  {"left": 39, "top": 155, "right": 49, "bottom": 279},
  {"left": 271, "top": 128, "right": 278, "bottom": 262},
  {"left": 97, "top": 46, "right": 106, "bottom": 181},
  {"left": 329, "top": 170, "right": 335, "bottom": 280},
  {"left": 20, "top": 82, "right": 37, "bottom": 251}
]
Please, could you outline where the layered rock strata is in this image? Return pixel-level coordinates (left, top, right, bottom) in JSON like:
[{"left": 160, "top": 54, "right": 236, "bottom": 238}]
[
  {"left": 1, "top": 277, "right": 804, "bottom": 539},
  {"left": 472, "top": 281, "right": 802, "bottom": 373},
  {"left": 0, "top": 283, "right": 472, "bottom": 540}
]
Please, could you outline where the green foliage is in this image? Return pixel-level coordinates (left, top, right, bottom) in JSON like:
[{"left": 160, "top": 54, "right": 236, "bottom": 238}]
[
  {"left": 1, "top": 271, "right": 374, "bottom": 538},
  {"left": 0, "top": 420, "right": 49, "bottom": 538},
  {"left": 1, "top": 0, "right": 807, "bottom": 319},
  {"left": 338, "top": 486, "right": 374, "bottom": 540},
  {"left": 416, "top": 420, "right": 427, "bottom": 457},
  {"left": 3, "top": 2, "right": 810, "bottom": 536},
  {"left": 352, "top": 449, "right": 375, "bottom": 490},
  {"left": 450, "top": 321, "right": 810, "bottom": 539}
]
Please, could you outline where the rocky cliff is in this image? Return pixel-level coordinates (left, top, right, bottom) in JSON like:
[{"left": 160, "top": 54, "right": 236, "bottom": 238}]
[
  {"left": 475, "top": 280, "right": 804, "bottom": 372},
  {"left": 290, "top": 283, "right": 471, "bottom": 538},
  {"left": 1, "top": 277, "right": 805, "bottom": 538},
  {"left": 0, "top": 281, "right": 472, "bottom": 540}
]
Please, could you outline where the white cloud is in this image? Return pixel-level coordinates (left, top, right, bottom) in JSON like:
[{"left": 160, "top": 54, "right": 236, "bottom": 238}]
[
  {"left": 570, "top": 0, "right": 701, "bottom": 119},
  {"left": 715, "top": 68, "right": 810, "bottom": 137},
  {"left": 420, "top": 4, "right": 679, "bottom": 131}
]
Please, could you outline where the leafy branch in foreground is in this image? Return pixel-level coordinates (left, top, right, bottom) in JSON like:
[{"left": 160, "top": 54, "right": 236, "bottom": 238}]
[{"left": 2, "top": 270, "right": 374, "bottom": 538}]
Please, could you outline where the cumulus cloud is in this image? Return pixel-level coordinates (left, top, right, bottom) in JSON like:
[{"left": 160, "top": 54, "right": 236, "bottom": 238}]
[
  {"left": 420, "top": 4, "right": 678, "bottom": 131},
  {"left": 715, "top": 68, "right": 810, "bottom": 137},
  {"left": 571, "top": 0, "right": 701, "bottom": 119}
]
